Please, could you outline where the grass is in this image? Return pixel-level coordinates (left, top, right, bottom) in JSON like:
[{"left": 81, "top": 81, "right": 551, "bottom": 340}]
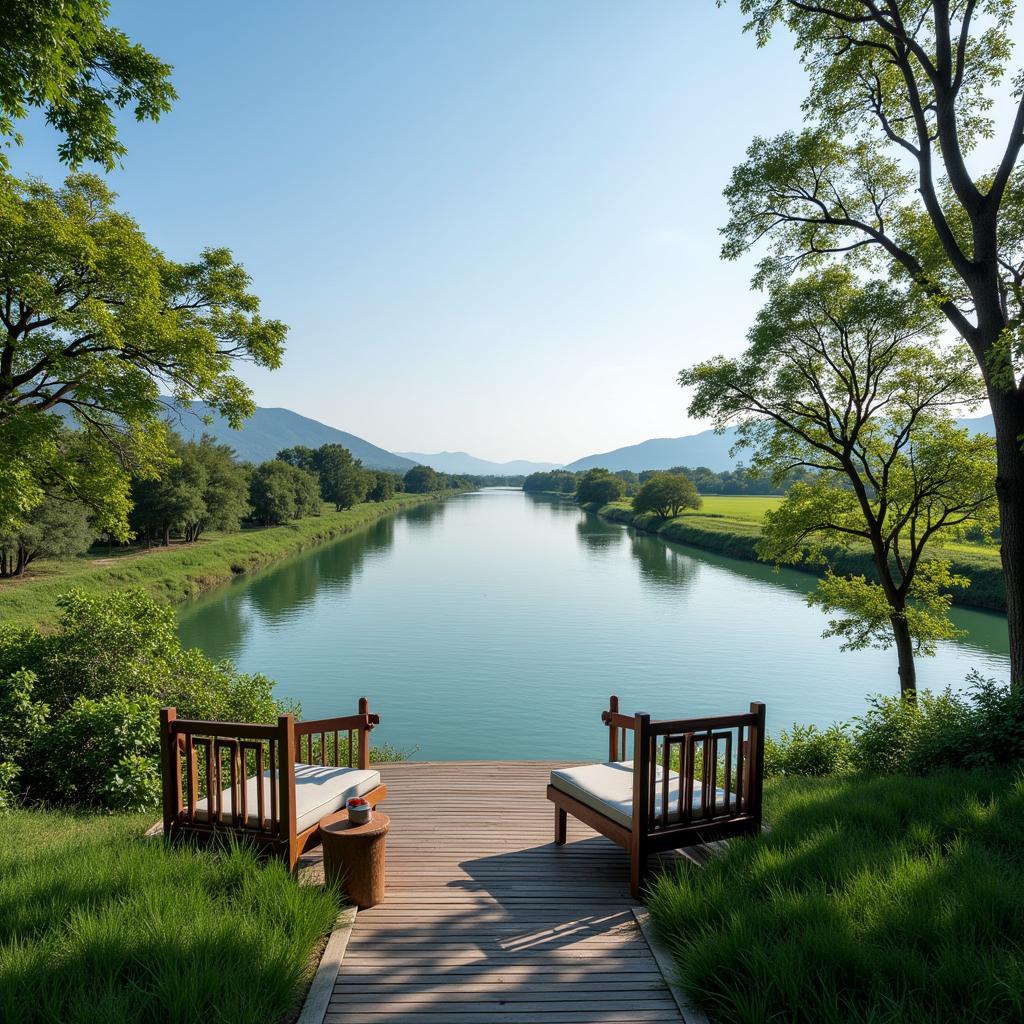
[
  {"left": 595, "top": 495, "right": 1006, "bottom": 611},
  {"left": 0, "top": 492, "right": 441, "bottom": 630},
  {"left": 648, "top": 771, "right": 1024, "bottom": 1024},
  {"left": 0, "top": 808, "right": 340, "bottom": 1024}
]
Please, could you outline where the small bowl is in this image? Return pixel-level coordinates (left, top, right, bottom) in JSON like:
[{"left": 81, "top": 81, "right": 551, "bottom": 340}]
[{"left": 347, "top": 797, "right": 371, "bottom": 825}]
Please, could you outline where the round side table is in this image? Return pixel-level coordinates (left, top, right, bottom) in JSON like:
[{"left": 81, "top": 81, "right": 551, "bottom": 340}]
[{"left": 320, "top": 811, "right": 390, "bottom": 909}]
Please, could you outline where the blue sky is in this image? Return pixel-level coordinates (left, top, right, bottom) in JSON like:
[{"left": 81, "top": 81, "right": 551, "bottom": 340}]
[{"left": 19, "top": 2, "right": 816, "bottom": 462}]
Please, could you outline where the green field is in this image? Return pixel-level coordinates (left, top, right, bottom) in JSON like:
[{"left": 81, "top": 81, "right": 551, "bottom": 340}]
[
  {"left": 0, "top": 809, "right": 339, "bottom": 1024},
  {"left": 0, "top": 493, "right": 441, "bottom": 631},
  {"left": 596, "top": 494, "right": 1005, "bottom": 611},
  {"left": 650, "top": 770, "right": 1024, "bottom": 1024}
]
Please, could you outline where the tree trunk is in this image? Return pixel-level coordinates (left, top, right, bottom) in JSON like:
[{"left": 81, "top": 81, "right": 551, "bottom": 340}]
[
  {"left": 890, "top": 613, "right": 917, "bottom": 699},
  {"left": 990, "top": 386, "right": 1024, "bottom": 687}
]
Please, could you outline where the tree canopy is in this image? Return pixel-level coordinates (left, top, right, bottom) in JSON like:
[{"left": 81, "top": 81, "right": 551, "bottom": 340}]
[
  {"left": 575, "top": 469, "right": 626, "bottom": 505},
  {"left": 0, "top": 0, "right": 176, "bottom": 169},
  {"left": 723, "top": 0, "right": 1024, "bottom": 685},
  {"left": 0, "top": 173, "right": 286, "bottom": 537},
  {"left": 633, "top": 472, "right": 702, "bottom": 518},
  {"left": 681, "top": 269, "right": 997, "bottom": 696}
]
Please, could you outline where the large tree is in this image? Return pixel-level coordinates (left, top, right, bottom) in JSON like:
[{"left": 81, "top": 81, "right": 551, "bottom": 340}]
[
  {"left": 312, "top": 444, "right": 369, "bottom": 511},
  {"left": 681, "top": 270, "right": 997, "bottom": 696},
  {"left": 723, "top": 0, "right": 1024, "bottom": 683},
  {"left": 0, "top": 173, "right": 286, "bottom": 537},
  {"left": 0, "top": 0, "right": 175, "bottom": 169},
  {"left": 633, "top": 472, "right": 702, "bottom": 517}
]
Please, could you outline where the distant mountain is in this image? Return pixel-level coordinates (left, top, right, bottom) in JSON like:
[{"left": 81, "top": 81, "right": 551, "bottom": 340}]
[
  {"left": 564, "top": 415, "right": 996, "bottom": 474},
  {"left": 164, "top": 401, "right": 418, "bottom": 471},
  {"left": 396, "top": 451, "right": 562, "bottom": 475},
  {"left": 565, "top": 428, "right": 741, "bottom": 473}
]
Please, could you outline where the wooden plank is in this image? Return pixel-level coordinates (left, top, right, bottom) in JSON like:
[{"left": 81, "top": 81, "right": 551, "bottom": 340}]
[
  {"left": 296, "top": 907, "right": 357, "bottom": 1024},
  {"left": 300, "top": 761, "right": 683, "bottom": 1024}
]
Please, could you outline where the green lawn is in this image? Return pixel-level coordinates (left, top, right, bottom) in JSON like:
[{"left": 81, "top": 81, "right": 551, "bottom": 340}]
[
  {"left": 0, "top": 493, "right": 439, "bottom": 630},
  {"left": 0, "top": 809, "right": 340, "bottom": 1024},
  {"left": 649, "top": 771, "right": 1024, "bottom": 1024}
]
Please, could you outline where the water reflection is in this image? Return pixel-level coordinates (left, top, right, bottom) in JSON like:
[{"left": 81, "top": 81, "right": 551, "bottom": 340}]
[
  {"left": 629, "top": 529, "right": 698, "bottom": 595},
  {"left": 178, "top": 513, "right": 399, "bottom": 661},
  {"left": 401, "top": 499, "right": 449, "bottom": 530},
  {"left": 575, "top": 514, "right": 625, "bottom": 552}
]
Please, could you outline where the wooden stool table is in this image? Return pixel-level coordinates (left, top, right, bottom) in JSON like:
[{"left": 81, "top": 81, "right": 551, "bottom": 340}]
[{"left": 319, "top": 811, "right": 390, "bottom": 909}]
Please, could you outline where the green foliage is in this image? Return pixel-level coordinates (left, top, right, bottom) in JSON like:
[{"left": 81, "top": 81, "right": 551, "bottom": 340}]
[
  {"left": 0, "top": 668, "right": 47, "bottom": 809},
  {"left": 367, "top": 470, "right": 398, "bottom": 502},
  {"left": 682, "top": 269, "right": 996, "bottom": 694},
  {"left": 313, "top": 444, "right": 368, "bottom": 510},
  {"left": 763, "top": 676, "right": 1024, "bottom": 780},
  {"left": 649, "top": 769, "right": 1024, "bottom": 1024},
  {"left": 764, "top": 722, "right": 854, "bottom": 778},
  {"left": 632, "top": 472, "right": 701, "bottom": 518},
  {"left": 0, "top": 489, "right": 95, "bottom": 578},
  {"left": 403, "top": 464, "right": 441, "bottom": 493},
  {"left": 130, "top": 433, "right": 249, "bottom": 545},
  {"left": 0, "top": 173, "right": 286, "bottom": 538},
  {"left": 575, "top": 468, "right": 625, "bottom": 505},
  {"left": 248, "top": 461, "right": 320, "bottom": 525},
  {"left": 37, "top": 693, "right": 160, "bottom": 808},
  {"left": 523, "top": 469, "right": 578, "bottom": 494},
  {"left": 0, "top": 0, "right": 176, "bottom": 169},
  {"left": 0, "top": 588, "right": 298, "bottom": 809},
  {"left": 0, "top": 809, "right": 340, "bottom": 1024}
]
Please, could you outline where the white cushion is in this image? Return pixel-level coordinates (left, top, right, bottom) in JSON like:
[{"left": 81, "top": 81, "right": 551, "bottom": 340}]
[
  {"left": 193, "top": 763, "right": 380, "bottom": 834},
  {"left": 550, "top": 761, "right": 733, "bottom": 830}
]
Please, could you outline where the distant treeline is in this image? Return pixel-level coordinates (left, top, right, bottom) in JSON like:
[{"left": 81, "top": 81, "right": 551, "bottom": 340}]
[
  {"left": 522, "top": 466, "right": 813, "bottom": 497},
  {"left": 0, "top": 434, "right": 476, "bottom": 577}
]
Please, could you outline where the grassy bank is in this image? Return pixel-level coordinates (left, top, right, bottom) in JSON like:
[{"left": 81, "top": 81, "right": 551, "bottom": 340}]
[
  {"left": 592, "top": 496, "right": 1006, "bottom": 612},
  {"left": 0, "top": 492, "right": 444, "bottom": 630},
  {"left": 0, "top": 809, "right": 339, "bottom": 1024},
  {"left": 649, "top": 770, "right": 1024, "bottom": 1024}
]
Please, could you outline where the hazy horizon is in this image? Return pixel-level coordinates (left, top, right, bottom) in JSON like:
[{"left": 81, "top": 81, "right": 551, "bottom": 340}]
[{"left": 10, "top": 2, "right": 1015, "bottom": 463}]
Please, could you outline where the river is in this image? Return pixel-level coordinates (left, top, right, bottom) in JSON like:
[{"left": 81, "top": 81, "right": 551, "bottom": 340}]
[{"left": 176, "top": 488, "right": 1010, "bottom": 759}]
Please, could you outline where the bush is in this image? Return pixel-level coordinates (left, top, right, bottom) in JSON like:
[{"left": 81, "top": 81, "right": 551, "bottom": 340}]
[
  {"left": 0, "top": 588, "right": 299, "bottom": 810},
  {"left": 764, "top": 722, "right": 854, "bottom": 777},
  {"left": 763, "top": 674, "right": 1024, "bottom": 780}
]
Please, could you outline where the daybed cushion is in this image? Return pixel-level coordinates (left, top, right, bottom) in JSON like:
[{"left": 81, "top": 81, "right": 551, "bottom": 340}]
[
  {"left": 193, "top": 763, "right": 380, "bottom": 834},
  {"left": 550, "top": 761, "right": 733, "bottom": 830}
]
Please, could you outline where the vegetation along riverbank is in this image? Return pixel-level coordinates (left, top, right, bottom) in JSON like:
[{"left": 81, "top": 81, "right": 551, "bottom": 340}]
[
  {"left": 0, "top": 492, "right": 449, "bottom": 631},
  {"left": 588, "top": 496, "right": 1006, "bottom": 613}
]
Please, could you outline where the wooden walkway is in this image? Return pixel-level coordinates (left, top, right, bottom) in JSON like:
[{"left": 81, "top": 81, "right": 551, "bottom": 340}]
[{"left": 301, "top": 761, "right": 684, "bottom": 1024}]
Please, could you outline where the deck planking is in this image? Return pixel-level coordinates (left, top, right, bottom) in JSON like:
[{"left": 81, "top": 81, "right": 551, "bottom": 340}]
[{"left": 300, "top": 761, "right": 683, "bottom": 1024}]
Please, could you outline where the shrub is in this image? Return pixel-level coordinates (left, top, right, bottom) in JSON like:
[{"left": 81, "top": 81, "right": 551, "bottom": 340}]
[
  {"left": 0, "top": 588, "right": 299, "bottom": 810},
  {"left": 764, "top": 722, "right": 854, "bottom": 777},
  {"left": 28, "top": 694, "right": 161, "bottom": 807}
]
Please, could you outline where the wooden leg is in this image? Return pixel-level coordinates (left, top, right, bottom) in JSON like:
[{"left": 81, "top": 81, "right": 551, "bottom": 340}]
[
  {"left": 630, "top": 839, "right": 646, "bottom": 900},
  {"left": 554, "top": 805, "right": 567, "bottom": 846}
]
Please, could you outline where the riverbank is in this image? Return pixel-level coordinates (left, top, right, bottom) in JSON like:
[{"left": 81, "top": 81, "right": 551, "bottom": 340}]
[
  {"left": 0, "top": 492, "right": 449, "bottom": 630},
  {"left": 588, "top": 498, "right": 1006, "bottom": 613}
]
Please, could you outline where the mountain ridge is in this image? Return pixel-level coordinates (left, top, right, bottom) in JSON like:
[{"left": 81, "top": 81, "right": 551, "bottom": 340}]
[{"left": 397, "top": 451, "right": 562, "bottom": 475}]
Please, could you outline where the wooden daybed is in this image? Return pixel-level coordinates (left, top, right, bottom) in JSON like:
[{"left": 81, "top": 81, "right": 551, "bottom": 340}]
[
  {"left": 159, "top": 698, "right": 387, "bottom": 870},
  {"left": 548, "top": 696, "right": 766, "bottom": 898}
]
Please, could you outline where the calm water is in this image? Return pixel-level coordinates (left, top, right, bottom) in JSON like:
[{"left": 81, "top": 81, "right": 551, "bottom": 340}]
[{"left": 177, "top": 489, "right": 1010, "bottom": 759}]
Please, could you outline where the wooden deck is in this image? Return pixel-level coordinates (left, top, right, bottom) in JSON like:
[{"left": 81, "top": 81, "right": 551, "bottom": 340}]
[{"left": 300, "top": 761, "right": 684, "bottom": 1024}]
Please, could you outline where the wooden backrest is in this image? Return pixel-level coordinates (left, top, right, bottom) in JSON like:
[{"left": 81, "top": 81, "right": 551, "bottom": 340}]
[
  {"left": 602, "top": 695, "right": 766, "bottom": 836},
  {"left": 159, "top": 709, "right": 294, "bottom": 839},
  {"left": 292, "top": 697, "right": 379, "bottom": 771}
]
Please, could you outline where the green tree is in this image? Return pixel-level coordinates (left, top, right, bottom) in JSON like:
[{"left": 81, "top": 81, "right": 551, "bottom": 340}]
[
  {"left": 633, "top": 472, "right": 702, "bottom": 518},
  {"left": 0, "top": 490, "right": 95, "bottom": 577},
  {"left": 313, "top": 444, "right": 368, "bottom": 510},
  {"left": 367, "top": 471, "right": 398, "bottom": 502},
  {"left": 249, "top": 461, "right": 319, "bottom": 526},
  {"left": 723, "top": 0, "right": 1024, "bottom": 683},
  {"left": 276, "top": 446, "right": 316, "bottom": 472},
  {"left": 681, "top": 270, "right": 997, "bottom": 697},
  {"left": 129, "top": 435, "right": 206, "bottom": 547},
  {"left": 403, "top": 465, "right": 440, "bottom": 494},
  {"left": 187, "top": 436, "right": 250, "bottom": 541},
  {"left": 0, "top": 0, "right": 175, "bottom": 169},
  {"left": 0, "top": 174, "right": 286, "bottom": 538},
  {"left": 575, "top": 468, "right": 626, "bottom": 505}
]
